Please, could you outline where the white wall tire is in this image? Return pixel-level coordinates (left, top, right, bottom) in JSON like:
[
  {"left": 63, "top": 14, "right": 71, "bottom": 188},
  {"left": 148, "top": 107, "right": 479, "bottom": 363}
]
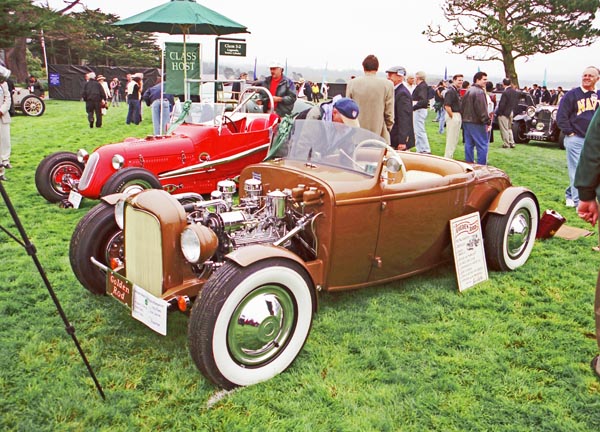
[
  {"left": 188, "top": 259, "right": 315, "bottom": 389},
  {"left": 484, "top": 193, "right": 538, "bottom": 271}
]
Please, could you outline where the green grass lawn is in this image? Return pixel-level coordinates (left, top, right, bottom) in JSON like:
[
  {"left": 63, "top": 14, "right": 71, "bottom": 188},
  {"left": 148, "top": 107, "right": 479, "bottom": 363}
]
[{"left": 1, "top": 100, "right": 599, "bottom": 431}]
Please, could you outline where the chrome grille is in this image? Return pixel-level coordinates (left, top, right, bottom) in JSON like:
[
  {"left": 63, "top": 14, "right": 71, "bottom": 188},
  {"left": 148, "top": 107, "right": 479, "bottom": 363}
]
[
  {"left": 78, "top": 152, "right": 99, "bottom": 190},
  {"left": 124, "top": 205, "right": 163, "bottom": 298}
]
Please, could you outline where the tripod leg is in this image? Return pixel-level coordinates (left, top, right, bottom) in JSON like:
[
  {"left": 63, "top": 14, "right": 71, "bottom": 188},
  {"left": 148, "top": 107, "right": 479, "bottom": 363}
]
[{"left": 0, "top": 180, "right": 105, "bottom": 399}]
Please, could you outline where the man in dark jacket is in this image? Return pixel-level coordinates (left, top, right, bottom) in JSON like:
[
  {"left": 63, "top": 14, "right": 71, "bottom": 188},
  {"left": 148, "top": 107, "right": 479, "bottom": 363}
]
[
  {"left": 412, "top": 71, "right": 430, "bottom": 153},
  {"left": 81, "top": 72, "right": 105, "bottom": 128},
  {"left": 496, "top": 78, "right": 520, "bottom": 149},
  {"left": 461, "top": 71, "right": 491, "bottom": 164},
  {"left": 385, "top": 65, "right": 414, "bottom": 151},
  {"left": 574, "top": 107, "right": 600, "bottom": 381},
  {"left": 256, "top": 61, "right": 297, "bottom": 117}
]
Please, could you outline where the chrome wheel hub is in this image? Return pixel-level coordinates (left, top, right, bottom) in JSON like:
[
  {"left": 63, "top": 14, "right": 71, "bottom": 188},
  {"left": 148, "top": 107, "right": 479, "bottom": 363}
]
[
  {"left": 507, "top": 209, "right": 531, "bottom": 259},
  {"left": 228, "top": 285, "right": 295, "bottom": 366}
]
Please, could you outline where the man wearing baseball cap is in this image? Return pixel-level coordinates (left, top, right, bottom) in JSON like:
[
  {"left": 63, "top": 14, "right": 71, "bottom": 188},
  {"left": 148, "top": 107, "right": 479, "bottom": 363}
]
[
  {"left": 302, "top": 95, "right": 360, "bottom": 127},
  {"left": 386, "top": 66, "right": 414, "bottom": 151},
  {"left": 256, "top": 61, "right": 297, "bottom": 117}
]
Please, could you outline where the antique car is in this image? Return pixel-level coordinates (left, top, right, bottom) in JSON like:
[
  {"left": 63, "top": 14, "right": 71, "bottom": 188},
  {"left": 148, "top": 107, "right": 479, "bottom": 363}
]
[
  {"left": 512, "top": 103, "right": 564, "bottom": 149},
  {"left": 34, "top": 87, "right": 279, "bottom": 207},
  {"left": 70, "top": 119, "right": 539, "bottom": 389},
  {"left": 12, "top": 87, "right": 45, "bottom": 116}
]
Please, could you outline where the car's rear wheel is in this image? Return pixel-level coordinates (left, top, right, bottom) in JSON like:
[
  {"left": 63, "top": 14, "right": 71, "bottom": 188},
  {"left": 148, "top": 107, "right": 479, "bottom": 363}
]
[
  {"left": 100, "top": 168, "right": 162, "bottom": 196},
  {"left": 35, "top": 151, "right": 84, "bottom": 203},
  {"left": 484, "top": 193, "right": 538, "bottom": 271},
  {"left": 512, "top": 121, "right": 529, "bottom": 144},
  {"left": 21, "top": 95, "right": 45, "bottom": 116},
  {"left": 70, "top": 201, "right": 122, "bottom": 295},
  {"left": 188, "top": 259, "right": 315, "bottom": 389}
]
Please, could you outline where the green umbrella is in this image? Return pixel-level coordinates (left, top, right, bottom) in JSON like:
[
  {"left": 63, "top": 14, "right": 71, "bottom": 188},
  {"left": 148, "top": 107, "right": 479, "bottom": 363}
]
[{"left": 114, "top": 0, "right": 249, "bottom": 99}]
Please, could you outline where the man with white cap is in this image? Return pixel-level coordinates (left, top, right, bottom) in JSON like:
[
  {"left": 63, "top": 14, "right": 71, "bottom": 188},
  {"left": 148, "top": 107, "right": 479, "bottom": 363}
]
[
  {"left": 303, "top": 95, "right": 360, "bottom": 127},
  {"left": 385, "top": 66, "right": 414, "bottom": 151},
  {"left": 0, "top": 65, "right": 12, "bottom": 181},
  {"left": 256, "top": 61, "right": 297, "bottom": 117}
]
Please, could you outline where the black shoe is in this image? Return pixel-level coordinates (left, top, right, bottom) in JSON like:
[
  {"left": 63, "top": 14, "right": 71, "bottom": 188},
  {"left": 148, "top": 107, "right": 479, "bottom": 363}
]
[
  {"left": 3, "top": 161, "right": 11, "bottom": 169},
  {"left": 89, "top": 121, "right": 94, "bottom": 128},
  {"left": 0, "top": 174, "right": 7, "bottom": 181}
]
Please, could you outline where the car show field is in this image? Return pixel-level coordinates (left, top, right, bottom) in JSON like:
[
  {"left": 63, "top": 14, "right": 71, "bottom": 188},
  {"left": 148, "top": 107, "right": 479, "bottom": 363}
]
[{"left": 1, "top": 100, "right": 599, "bottom": 431}]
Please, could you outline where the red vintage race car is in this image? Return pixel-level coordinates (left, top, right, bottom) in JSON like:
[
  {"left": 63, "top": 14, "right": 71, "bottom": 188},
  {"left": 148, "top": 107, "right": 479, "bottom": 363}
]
[{"left": 35, "top": 87, "right": 279, "bottom": 207}]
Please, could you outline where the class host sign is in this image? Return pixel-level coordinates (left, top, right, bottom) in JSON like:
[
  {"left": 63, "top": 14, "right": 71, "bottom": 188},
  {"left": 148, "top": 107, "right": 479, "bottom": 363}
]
[
  {"left": 219, "top": 41, "right": 246, "bottom": 57},
  {"left": 164, "top": 42, "right": 201, "bottom": 95}
]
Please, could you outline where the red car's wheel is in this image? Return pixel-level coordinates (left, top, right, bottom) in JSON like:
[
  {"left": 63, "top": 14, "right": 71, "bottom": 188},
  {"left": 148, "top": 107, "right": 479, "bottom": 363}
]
[
  {"left": 100, "top": 168, "right": 162, "bottom": 197},
  {"left": 35, "top": 152, "right": 84, "bottom": 203}
]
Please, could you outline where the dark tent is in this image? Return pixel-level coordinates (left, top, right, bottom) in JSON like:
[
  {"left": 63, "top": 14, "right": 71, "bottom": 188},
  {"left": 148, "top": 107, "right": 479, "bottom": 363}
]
[{"left": 48, "top": 65, "right": 160, "bottom": 101}]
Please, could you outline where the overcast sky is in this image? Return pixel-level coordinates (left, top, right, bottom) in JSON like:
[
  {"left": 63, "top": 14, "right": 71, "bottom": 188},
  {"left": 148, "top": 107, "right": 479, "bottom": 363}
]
[{"left": 41, "top": 0, "right": 600, "bottom": 86}]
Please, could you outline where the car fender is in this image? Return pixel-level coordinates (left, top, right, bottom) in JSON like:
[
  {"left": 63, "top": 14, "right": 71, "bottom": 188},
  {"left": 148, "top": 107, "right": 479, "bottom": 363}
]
[
  {"left": 487, "top": 186, "right": 539, "bottom": 216},
  {"left": 100, "top": 192, "right": 129, "bottom": 206},
  {"left": 226, "top": 244, "right": 318, "bottom": 310}
]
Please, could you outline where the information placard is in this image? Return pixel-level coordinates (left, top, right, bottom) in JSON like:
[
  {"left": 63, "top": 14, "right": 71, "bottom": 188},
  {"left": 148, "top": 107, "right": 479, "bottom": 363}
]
[
  {"left": 450, "top": 212, "right": 488, "bottom": 292},
  {"left": 132, "top": 286, "right": 169, "bottom": 336}
]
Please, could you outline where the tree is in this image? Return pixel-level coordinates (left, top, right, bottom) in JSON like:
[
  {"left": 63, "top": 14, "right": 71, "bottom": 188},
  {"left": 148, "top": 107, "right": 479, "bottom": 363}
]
[{"left": 424, "top": 0, "right": 600, "bottom": 86}]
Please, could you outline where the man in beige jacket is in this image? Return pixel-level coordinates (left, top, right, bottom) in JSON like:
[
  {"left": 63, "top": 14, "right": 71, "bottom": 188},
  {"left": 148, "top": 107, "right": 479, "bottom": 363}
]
[{"left": 346, "top": 54, "right": 394, "bottom": 144}]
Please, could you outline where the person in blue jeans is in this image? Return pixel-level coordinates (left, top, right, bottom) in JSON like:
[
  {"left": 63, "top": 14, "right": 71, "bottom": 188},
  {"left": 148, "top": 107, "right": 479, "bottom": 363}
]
[
  {"left": 461, "top": 72, "right": 491, "bottom": 164},
  {"left": 557, "top": 66, "right": 600, "bottom": 208},
  {"left": 143, "top": 76, "right": 175, "bottom": 136}
]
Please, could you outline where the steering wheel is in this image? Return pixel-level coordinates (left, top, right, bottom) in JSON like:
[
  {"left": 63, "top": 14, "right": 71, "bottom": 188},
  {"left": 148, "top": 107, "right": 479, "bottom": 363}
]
[
  {"left": 353, "top": 139, "right": 406, "bottom": 183},
  {"left": 220, "top": 114, "right": 238, "bottom": 132}
]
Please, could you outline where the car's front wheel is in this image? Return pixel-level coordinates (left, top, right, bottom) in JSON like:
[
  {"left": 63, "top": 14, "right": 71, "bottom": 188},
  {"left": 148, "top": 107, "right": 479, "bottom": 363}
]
[
  {"left": 484, "top": 193, "right": 538, "bottom": 271},
  {"left": 100, "top": 168, "right": 162, "bottom": 196},
  {"left": 35, "top": 151, "right": 84, "bottom": 203},
  {"left": 70, "top": 201, "right": 122, "bottom": 294},
  {"left": 188, "top": 259, "right": 315, "bottom": 389},
  {"left": 512, "top": 121, "right": 529, "bottom": 144},
  {"left": 21, "top": 95, "right": 45, "bottom": 116}
]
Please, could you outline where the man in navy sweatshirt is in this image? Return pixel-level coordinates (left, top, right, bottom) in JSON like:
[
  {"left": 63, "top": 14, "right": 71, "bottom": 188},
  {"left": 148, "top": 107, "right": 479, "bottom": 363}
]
[{"left": 557, "top": 66, "right": 600, "bottom": 208}]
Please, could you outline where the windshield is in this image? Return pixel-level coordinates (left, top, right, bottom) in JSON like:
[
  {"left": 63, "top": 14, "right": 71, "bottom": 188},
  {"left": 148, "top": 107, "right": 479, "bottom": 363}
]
[
  {"left": 268, "top": 119, "right": 388, "bottom": 177},
  {"left": 171, "top": 101, "right": 227, "bottom": 125}
]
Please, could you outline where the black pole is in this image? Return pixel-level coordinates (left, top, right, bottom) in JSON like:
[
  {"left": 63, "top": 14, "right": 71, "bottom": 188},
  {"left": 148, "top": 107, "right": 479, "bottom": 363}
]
[{"left": 0, "top": 180, "right": 105, "bottom": 400}]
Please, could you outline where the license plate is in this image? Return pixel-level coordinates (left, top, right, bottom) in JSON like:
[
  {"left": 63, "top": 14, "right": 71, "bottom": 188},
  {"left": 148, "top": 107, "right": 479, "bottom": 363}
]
[
  {"left": 68, "top": 190, "right": 82, "bottom": 208},
  {"left": 107, "top": 271, "right": 133, "bottom": 307},
  {"left": 106, "top": 270, "right": 168, "bottom": 335}
]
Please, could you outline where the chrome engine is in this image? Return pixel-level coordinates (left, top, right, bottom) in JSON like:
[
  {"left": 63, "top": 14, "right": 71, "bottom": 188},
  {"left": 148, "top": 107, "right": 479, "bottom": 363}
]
[{"left": 179, "top": 179, "right": 320, "bottom": 265}]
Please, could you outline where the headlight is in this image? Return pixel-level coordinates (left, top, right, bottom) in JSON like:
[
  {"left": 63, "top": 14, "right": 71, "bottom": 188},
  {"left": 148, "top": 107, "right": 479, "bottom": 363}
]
[
  {"left": 526, "top": 106, "right": 536, "bottom": 117},
  {"left": 112, "top": 154, "right": 125, "bottom": 170},
  {"left": 551, "top": 110, "right": 557, "bottom": 120},
  {"left": 77, "top": 149, "right": 89, "bottom": 164},
  {"left": 114, "top": 199, "right": 125, "bottom": 229},
  {"left": 536, "top": 122, "right": 545, "bottom": 131},
  {"left": 180, "top": 224, "right": 218, "bottom": 264}
]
